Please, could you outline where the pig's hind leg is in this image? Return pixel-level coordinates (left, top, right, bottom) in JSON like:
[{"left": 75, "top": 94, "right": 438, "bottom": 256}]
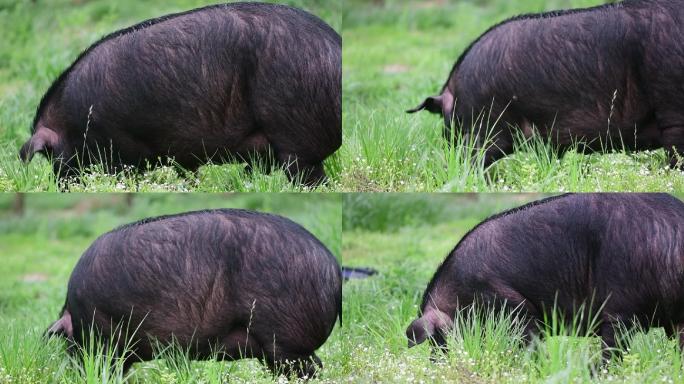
[
  {"left": 664, "top": 321, "right": 684, "bottom": 352},
  {"left": 264, "top": 351, "right": 322, "bottom": 379},
  {"left": 249, "top": 98, "right": 333, "bottom": 187},
  {"left": 236, "top": 130, "right": 328, "bottom": 186},
  {"left": 598, "top": 312, "right": 633, "bottom": 363},
  {"left": 254, "top": 332, "right": 323, "bottom": 378},
  {"left": 659, "top": 122, "right": 684, "bottom": 168},
  {"left": 277, "top": 152, "right": 327, "bottom": 187},
  {"left": 243, "top": 154, "right": 276, "bottom": 176},
  {"left": 230, "top": 132, "right": 277, "bottom": 176},
  {"left": 219, "top": 328, "right": 321, "bottom": 378},
  {"left": 643, "top": 38, "right": 684, "bottom": 168},
  {"left": 648, "top": 83, "right": 684, "bottom": 167},
  {"left": 218, "top": 327, "right": 264, "bottom": 361},
  {"left": 599, "top": 321, "right": 618, "bottom": 362}
]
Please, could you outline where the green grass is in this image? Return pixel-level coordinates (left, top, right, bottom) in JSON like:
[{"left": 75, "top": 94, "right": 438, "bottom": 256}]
[
  {"left": 340, "top": 0, "right": 684, "bottom": 192},
  {"left": 0, "top": 194, "right": 344, "bottom": 383},
  {"left": 343, "top": 193, "right": 684, "bottom": 382},
  {"left": 0, "top": 0, "right": 340, "bottom": 192}
]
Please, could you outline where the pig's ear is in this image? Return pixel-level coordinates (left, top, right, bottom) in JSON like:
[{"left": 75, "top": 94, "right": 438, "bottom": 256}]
[
  {"left": 406, "top": 309, "right": 454, "bottom": 348},
  {"left": 407, "top": 95, "right": 444, "bottom": 114},
  {"left": 45, "top": 310, "right": 73, "bottom": 340},
  {"left": 19, "top": 126, "right": 59, "bottom": 163},
  {"left": 407, "top": 91, "right": 456, "bottom": 129},
  {"left": 406, "top": 317, "right": 434, "bottom": 348},
  {"left": 440, "top": 90, "right": 455, "bottom": 129}
]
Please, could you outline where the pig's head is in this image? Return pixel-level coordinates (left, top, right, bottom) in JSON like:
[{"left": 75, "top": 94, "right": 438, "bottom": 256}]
[
  {"left": 407, "top": 88, "right": 456, "bottom": 131},
  {"left": 405, "top": 308, "right": 454, "bottom": 352}
]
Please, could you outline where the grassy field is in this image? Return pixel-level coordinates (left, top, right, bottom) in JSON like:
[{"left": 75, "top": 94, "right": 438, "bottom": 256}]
[
  {"left": 0, "top": 0, "right": 340, "bottom": 192},
  {"left": 343, "top": 193, "right": 684, "bottom": 383},
  {"left": 0, "top": 193, "right": 344, "bottom": 383},
  {"left": 340, "top": 0, "right": 684, "bottom": 192}
]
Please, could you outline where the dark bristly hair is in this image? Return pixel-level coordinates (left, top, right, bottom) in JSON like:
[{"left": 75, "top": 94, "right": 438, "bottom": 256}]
[
  {"left": 420, "top": 193, "right": 572, "bottom": 310},
  {"left": 439, "top": 1, "right": 630, "bottom": 93}
]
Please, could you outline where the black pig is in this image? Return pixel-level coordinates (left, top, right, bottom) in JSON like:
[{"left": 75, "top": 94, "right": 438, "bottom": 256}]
[
  {"left": 409, "top": 1, "right": 684, "bottom": 168},
  {"left": 406, "top": 194, "right": 684, "bottom": 359},
  {"left": 48, "top": 209, "right": 342, "bottom": 378},
  {"left": 20, "top": 3, "right": 341, "bottom": 186}
]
